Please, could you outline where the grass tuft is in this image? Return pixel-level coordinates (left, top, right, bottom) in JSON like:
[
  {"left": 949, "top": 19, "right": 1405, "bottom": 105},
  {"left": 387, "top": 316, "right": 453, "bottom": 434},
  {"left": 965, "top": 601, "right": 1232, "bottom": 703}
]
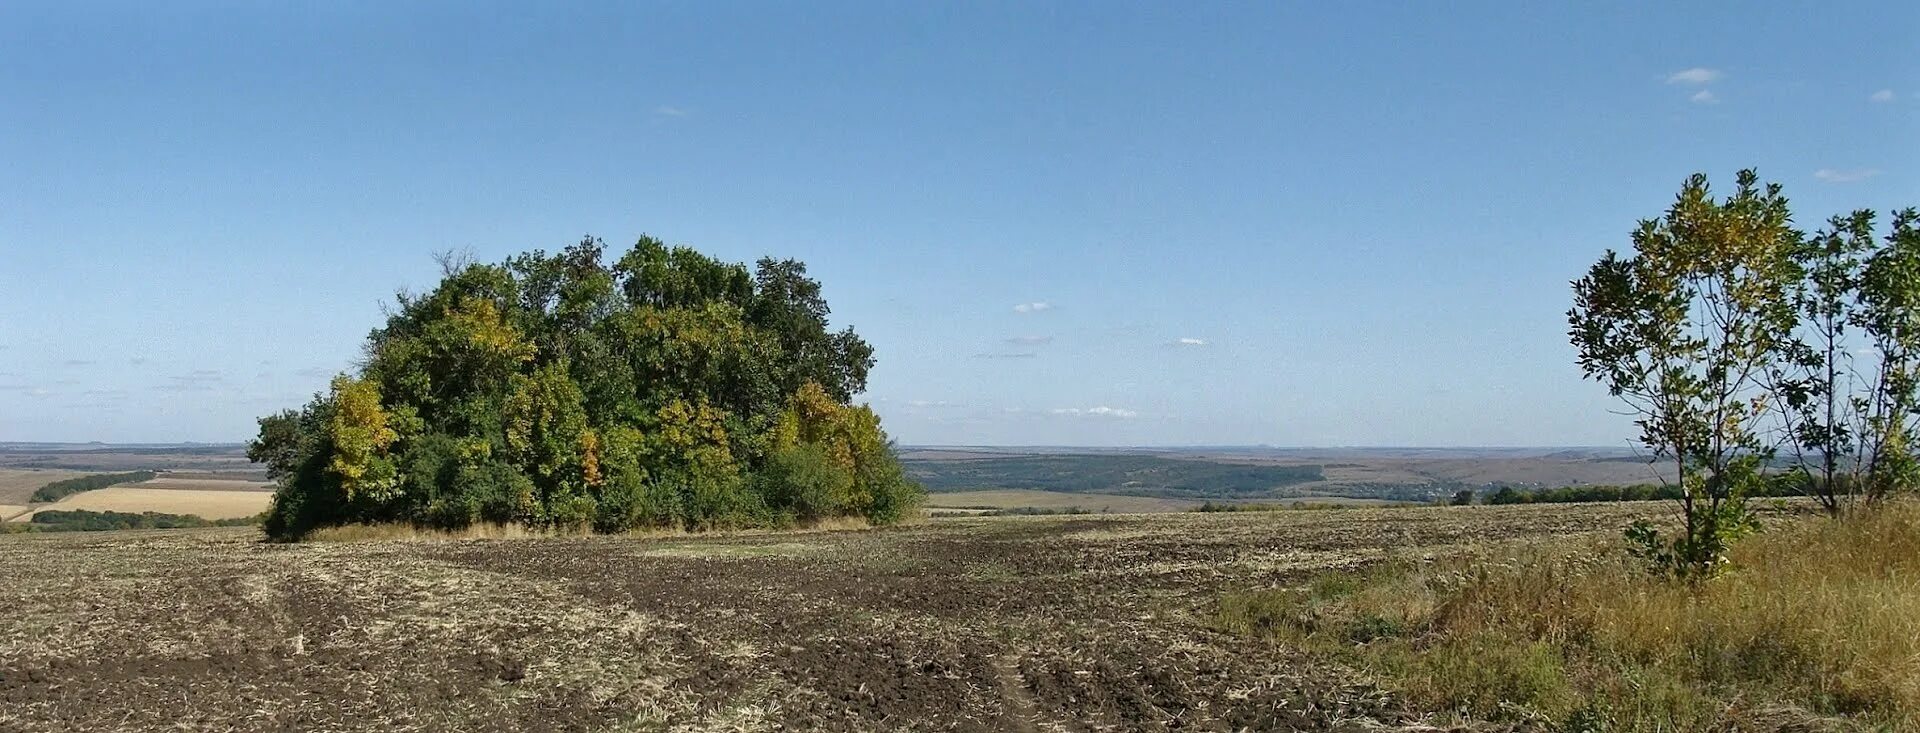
[{"left": 1217, "top": 503, "right": 1920, "bottom": 730}]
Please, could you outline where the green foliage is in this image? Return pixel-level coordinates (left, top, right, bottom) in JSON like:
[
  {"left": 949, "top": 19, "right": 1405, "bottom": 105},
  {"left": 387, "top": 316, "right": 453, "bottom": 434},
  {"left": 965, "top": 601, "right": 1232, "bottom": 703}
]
[
  {"left": 1482, "top": 482, "right": 1802, "bottom": 505},
  {"left": 28, "top": 471, "right": 156, "bottom": 503},
  {"left": 1774, "top": 208, "right": 1920, "bottom": 512},
  {"left": 1850, "top": 209, "right": 1920, "bottom": 503},
  {"left": 252, "top": 237, "right": 920, "bottom": 540},
  {"left": 1570, "top": 171, "right": 1803, "bottom": 576},
  {"left": 28, "top": 509, "right": 258, "bottom": 532},
  {"left": 1448, "top": 489, "right": 1474, "bottom": 506}
]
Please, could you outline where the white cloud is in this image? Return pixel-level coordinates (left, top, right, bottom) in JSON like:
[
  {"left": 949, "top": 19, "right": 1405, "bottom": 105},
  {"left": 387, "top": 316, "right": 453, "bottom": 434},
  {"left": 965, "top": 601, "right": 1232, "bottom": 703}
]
[
  {"left": 654, "top": 105, "right": 690, "bottom": 117},
  {"left": 1012, "top": 301, "right": 1053, "bottom": 314},
  {"left": 1871, "top": 89, "right": 1896, "bottom": 103},
  {"left": 1171, "top": 337, "right": 1208, "bottom": 347},
  {"left": 906, "top": 399, "right": 960, "bottom": 408},
  {"left": 972, "top": 351, "right": 1037, "bottom": 359},
  {"left": 1005, "top": 335, "right": 1053, "bottom": 346},
  {"left": 1666, "top": 68, "right": 1722, "bottom": 85},
  {"left": 1049, "top": 406, "right": 1138, "bottom": 419},
  {"left": 1814, "top": 168, "right": 1881, "bottom": 184},
  {"left": 1689, "top": 90, "right": 1718, "bottom": 104}
]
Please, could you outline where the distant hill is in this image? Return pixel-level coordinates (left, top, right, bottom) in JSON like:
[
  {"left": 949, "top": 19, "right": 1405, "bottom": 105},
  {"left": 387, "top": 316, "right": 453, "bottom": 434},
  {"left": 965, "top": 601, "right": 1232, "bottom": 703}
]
[
  {"left": 899, "top": 446, "right": 1664, "bottom": 502},
  {"left": 905, "top": 454, "right": 1323, "bottom": 499}
]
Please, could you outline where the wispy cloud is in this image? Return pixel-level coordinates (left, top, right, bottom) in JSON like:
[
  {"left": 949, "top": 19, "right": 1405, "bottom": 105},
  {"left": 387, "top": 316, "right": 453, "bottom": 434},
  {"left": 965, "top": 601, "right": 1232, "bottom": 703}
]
[
  {"left": 1012, "top": 301, "right": 1053, "bottom": 314},
  {"left": 62, "top": 359, "right": 96, "bottom": 367},
  {"left": 1814, "top": 168, "right": 1881, "bottom": 184},
  {"left": 154, "top": 370, "right": 225, "bottom": 392},
  {"left": 906, "top": 399, "right": 961, "bottom": 408},
  {"left": 1170, "top": 337, "right": 1208, "bottom": 347},
  {"left": 654, "top": 105, "right": 690, "bottom": 117},
  {"left": 1005, "top": 335, "right": 1053, "bottom": 346},
  {"left": 972, "top": 351, "right": 1038, "bottom": 360},
  {"left": 1049, "top": 406, "right": 1138, "bottom": 419},
  {"left": 128, "top": 357, "right": 147, "bottom": 366},
  {"left": 1870, "top": 89, "right": 1896, "bottom": 103},
  {"left": 1689, "top": 90, "right": 1718, "bottom": 104},
  {"left": 295, "top": 367, "right": 334, "bottom": 378},
  {"left": 1666, "top": 68, "right": 1722, "bottom": 85}
]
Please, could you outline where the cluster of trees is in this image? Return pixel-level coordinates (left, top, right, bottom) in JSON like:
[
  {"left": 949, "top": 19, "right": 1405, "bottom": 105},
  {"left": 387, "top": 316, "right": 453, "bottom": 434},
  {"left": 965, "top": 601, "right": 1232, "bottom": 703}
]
[
  {"left": 1570, "top": 171, "right": 1919, "bottom": 575},
  {"left": 250, "top": 237, "right": 921, "bottom": 540},
  {"left": 29, "top": 471, "right": 156, "bottom": 503},
  {"left": 28, "top": 509, "right": 257, "bottom": 532},
  {"left": 1478, "top": 483, "right": 1806, "bottom": 506}
]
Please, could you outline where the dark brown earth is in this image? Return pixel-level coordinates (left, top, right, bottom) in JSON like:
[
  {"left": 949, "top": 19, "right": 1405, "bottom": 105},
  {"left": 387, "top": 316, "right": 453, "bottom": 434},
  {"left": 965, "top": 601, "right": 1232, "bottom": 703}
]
[{"left": 0, "top": 503, "right": 1660, "bottom": 732}]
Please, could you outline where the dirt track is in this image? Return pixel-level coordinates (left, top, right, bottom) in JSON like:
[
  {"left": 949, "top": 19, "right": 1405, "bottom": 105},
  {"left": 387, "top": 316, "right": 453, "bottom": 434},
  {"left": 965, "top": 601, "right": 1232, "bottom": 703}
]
[{"left": 0, "top": 504, "right": 1660, "bottom": 732}]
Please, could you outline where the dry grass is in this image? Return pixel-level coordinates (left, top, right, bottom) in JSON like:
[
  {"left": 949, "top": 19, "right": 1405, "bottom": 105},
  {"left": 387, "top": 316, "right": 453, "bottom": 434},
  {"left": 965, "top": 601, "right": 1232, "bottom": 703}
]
[
  {"left": 0, "top": 505, "right": 27, "bottom": 522},
  {"left": 1218, "top": 503, "right": 1920, "bottom": 730},
  {"left": 923, "top": 489, "right": 1199, "bottom": 513},
  {"left": 0, "top": 469, "right": 88, "bottom": 505},
  {"left": 18, "top": 487, "right": 273, "bottom": 520}
]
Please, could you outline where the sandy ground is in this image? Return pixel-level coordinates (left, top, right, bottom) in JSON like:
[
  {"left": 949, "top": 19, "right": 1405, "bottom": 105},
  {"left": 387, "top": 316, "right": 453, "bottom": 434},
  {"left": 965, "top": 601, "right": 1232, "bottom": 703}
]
[
  {"left": 17, "top": 487, "right": 271, "bottom": 520},
  {"left": 0, "top": 505, "right": 26, "bottom": 522}
]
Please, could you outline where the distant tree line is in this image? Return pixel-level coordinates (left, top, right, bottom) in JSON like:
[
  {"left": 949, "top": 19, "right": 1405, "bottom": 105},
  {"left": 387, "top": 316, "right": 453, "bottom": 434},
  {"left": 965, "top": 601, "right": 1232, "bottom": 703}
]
[
  {"left": 1475, "top": 483, "right": 1808, "bottom": 506},
  {"left": 249, "top": 238, "right": 922, "bottom": 540},
  {"left": 27, "top": 509, "right": 257, "bottom": 532},
  {"left": 29, "top": 471, "right": 156, "bottom": 503}
]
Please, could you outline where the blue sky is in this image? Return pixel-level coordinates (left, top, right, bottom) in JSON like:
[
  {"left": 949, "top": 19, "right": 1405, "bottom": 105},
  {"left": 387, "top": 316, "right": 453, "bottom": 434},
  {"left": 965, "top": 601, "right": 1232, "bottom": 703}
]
[{"left": 2, "top": 3, "right": 1914, "bottom": 446}]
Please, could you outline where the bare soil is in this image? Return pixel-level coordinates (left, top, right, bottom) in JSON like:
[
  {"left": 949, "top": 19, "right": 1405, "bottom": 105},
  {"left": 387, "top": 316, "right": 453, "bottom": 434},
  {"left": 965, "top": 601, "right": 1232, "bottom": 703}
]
[{"left": 0, "top": 503, "right": 1660, "bottom": 732}]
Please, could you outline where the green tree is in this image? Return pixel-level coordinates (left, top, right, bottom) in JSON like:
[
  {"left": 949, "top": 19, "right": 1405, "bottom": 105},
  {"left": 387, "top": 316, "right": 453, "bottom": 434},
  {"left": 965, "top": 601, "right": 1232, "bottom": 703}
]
[
  {"left": 252, "top": 235, "right": 921, "bottom": 540},
  {"left": 1853, "top": 210, "right": 1920, "bottom": 502},
  {"left": 1570, "top": 171, "right": 1801, "bottom": 577}
]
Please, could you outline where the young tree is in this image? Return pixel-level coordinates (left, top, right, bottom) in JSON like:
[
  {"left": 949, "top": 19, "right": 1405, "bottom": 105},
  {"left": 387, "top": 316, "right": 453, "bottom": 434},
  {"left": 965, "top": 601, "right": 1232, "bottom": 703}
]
[
  {"left": 1774, "top": 211, "right": 1874, "bottom": 513},
  {"left": 1569, "top": 171, "right": 1802, "bottom": 577},
  {"left": 1852, "top": 209, "right": 1920, "bottom": 502}
]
